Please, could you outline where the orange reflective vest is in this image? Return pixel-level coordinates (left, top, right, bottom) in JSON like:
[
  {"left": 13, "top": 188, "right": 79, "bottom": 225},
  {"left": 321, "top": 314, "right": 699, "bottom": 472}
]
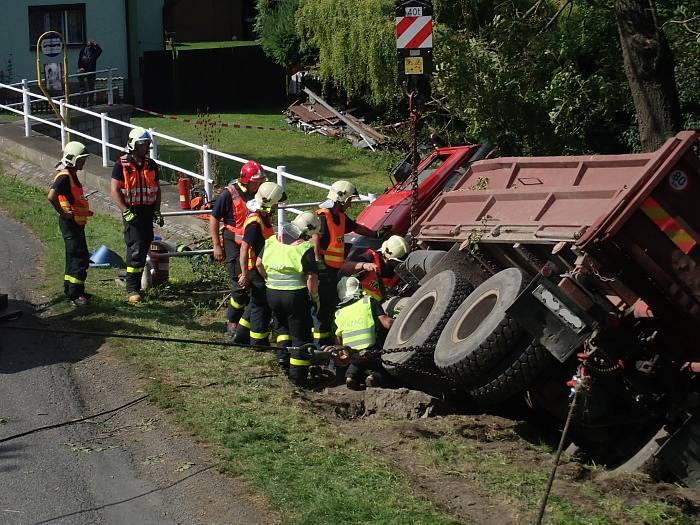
[
  {"left": 315, "top": 208, "right": 345, "bottom": 269},
  {"left": 360, "top": 249, "right": 400, "bottom": 300},
  {"left": 242, "top": 212, "right": 274, "bottom": 270},
  {"left": 223, "top": 181, "right": 249, "bottom": 244},
  {"left": 54, "top": 170, "right": 92, "bottom": 226},
  {"left": 118, "top": 154, "right": 159, "bottom": 206}
]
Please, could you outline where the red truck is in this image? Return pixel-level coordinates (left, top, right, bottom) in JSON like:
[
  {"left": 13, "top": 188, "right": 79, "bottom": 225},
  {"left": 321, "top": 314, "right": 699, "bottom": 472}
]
[{"left": 352, "top": 131, "right": 700, "bottom": 486}]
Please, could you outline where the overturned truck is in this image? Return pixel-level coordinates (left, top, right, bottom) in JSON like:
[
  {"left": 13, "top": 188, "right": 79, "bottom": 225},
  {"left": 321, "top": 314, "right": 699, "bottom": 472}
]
[{"left": 369, "top": 131, "right": 700, "bottom": 485}]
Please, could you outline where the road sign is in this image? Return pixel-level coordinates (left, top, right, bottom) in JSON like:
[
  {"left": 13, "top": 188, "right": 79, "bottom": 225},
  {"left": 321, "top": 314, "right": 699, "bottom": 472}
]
[
  {"left": 40, "top": 37, "right": 63, "bottom": 57},
  {"left": 396, "top": 1, "right": 433, "bottom": 78},
  {"left": 395, "top": 16, "right": 432, "bottom": 49}
]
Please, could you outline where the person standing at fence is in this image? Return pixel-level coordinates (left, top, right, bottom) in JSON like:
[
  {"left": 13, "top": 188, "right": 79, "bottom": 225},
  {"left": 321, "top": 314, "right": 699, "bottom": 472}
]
[
  {"left": 233, "top": 182, "right": 287, "bottom": 346},
  {"left": 47, "top": 141, "right": 93, "bottom": 306},
  {"left": 311, "top": 180, "right": 390, "bottom": 347},
  {"left": 110, "top": 127, "right": 164, "bottom": 304},
  {"left": 256, "top": 212, "right": 320, "bottom": 385},
  {"left": 77, "top": 39, "right": 102, "bottom": 105},
  {"left": 210, "top": 160, "right": 267, "bottom": 337}
]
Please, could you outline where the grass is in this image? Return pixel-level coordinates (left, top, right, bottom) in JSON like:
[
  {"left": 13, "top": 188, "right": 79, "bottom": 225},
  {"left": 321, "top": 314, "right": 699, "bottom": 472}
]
[
  {"left": 172, "top": 40, "right": 261, "bottom": 50},
  {"left": 131, "top": 109, "right": 398, "bottom": 214},
  {"left": 0, "top": 168, "right": 458, "bottom": 525}
]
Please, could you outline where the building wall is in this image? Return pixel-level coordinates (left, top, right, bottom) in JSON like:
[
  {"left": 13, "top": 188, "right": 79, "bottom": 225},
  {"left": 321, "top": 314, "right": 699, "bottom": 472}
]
[
  {"left": 0, "top": 0, "right": 128, "bottom": 83},
  {"left": 165, "top": 0, "right": 242, "bottom": 42}
]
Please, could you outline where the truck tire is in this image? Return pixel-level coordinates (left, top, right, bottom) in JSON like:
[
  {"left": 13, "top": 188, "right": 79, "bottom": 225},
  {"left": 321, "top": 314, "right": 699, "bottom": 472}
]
[
  {"left": 467, "top": 340, "right": 554, "bottom": 405},
  {"left": 383, "top": 270, "right": 472, "bottom": 379},
  {"left": 402, "top": 250, "right": 447, "bottom": 281},
  {"left": 433, "top": 268, "right": 528, "bottom": 384}
]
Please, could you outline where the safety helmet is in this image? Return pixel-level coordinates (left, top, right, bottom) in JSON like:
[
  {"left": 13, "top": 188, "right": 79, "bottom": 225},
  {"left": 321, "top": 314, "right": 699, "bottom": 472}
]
[
  {"left": 61, "top": 141, "right": 89, "bottom": 167},
  {"left": 327, "top": 180, "right": 359, "bottom": 203},
  {"left": 254, "top": 181, "right": 287, "bottom": 210},
  {"left": 240, "top": 160, "right": 267, "bottom": 184},
  {"left": 291, "top": 211, "right": 321, "bottom": 237},
  {"left": 337, "top": 276, "right": 362, "bottom": 303},
  {"left": 379, "top": 235, "right": 410, "bottom": 261},
  {"left": 127, "top": 127, "right": 152, "bottom": 151}
]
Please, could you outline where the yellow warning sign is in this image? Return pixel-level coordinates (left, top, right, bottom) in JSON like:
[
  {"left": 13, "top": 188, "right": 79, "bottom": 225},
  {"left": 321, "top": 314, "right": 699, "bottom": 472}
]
[{"left": 404, "top": 56, "right": 424, "bottom": 75}]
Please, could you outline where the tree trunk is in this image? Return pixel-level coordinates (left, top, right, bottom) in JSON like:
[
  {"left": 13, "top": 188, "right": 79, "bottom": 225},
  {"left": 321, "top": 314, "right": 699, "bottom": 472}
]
[{"left": 615, "top": 0, "right": 683, "bottom": 151}]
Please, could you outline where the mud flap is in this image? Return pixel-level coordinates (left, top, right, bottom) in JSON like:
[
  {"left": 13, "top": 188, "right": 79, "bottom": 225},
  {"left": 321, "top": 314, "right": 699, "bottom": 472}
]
[{"left": 507, "top": 275, "right": 595, "bottom": 363}]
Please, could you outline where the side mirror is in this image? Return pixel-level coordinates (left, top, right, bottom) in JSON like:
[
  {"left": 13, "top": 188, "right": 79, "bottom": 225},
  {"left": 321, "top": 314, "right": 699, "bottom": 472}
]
[{"left": 394, "top": 160, "right": 413, "bottom": 183}]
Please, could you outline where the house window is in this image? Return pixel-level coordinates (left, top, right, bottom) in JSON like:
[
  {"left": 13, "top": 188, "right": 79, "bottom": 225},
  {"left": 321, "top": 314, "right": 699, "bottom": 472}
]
[{"left": 29, "top": 4, "right": 86, "bottom": 46}]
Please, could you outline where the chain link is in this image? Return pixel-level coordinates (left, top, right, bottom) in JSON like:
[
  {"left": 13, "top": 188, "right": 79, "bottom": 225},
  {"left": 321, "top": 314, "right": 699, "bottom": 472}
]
[{"left": 375, "top": 344, "right": 456, "bottom": 383}]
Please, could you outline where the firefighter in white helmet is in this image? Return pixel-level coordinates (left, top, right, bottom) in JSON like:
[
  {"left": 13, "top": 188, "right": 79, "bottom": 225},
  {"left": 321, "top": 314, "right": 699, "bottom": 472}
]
[
  {"left": 341, "top": 235, "right": 410, "bottom": 301},
  {"left": 110, "top": 127, "right": 162, "bottom": 303},
  {"left": 47, "top": 141, "right": 93, "bottom": 306},
  {"left": 311, "top": 180, "right": 391, "bottom": 346},
  {"left": 256, "top": 211, "right": 320, "bottom": 386},
  {"left": 333, "top": 276, "right": 393, "bottom": 389},
  {"left": 233, "top": 181, "right": 287, "bottom": 346},
  {"left": 210, "top": 160, "right": 267, "bottom": 336}
]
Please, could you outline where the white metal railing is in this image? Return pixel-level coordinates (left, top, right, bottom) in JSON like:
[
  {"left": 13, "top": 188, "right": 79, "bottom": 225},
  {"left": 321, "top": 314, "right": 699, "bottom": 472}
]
[{"left": 0, "top": 77, "right": 376, "bottom": 232}]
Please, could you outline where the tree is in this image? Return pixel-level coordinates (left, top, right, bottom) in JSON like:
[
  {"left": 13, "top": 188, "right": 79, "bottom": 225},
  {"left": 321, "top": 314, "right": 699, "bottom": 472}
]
[{"left": 614, "top": 0, "right": 683, "bottom": 151}]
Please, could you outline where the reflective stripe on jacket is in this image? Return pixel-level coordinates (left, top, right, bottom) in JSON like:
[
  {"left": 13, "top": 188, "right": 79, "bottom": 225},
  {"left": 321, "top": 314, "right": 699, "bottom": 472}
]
[
  {"left": 243, "top": 212, "right": 274, "bottom": 270},
  {"left": 54, "top": 170, "right": 92, "bottom": 226},
  {"left": 335, "top": 296, "right": 376, "bottom": 350},
  {"left": 262, "top": 236, "right": 310, "bottom": 290},
  {"left": 118, "top": 154, "right": 158, "bottom": 206},
  {"left": 359, "top": 249, "right": 400, "bottom": 301},
  {"left": 315, "top": 208, "right": 345, "bottom": 269},
  {"left": 223, "top": 181, "right": 249, "bottom": 244}
]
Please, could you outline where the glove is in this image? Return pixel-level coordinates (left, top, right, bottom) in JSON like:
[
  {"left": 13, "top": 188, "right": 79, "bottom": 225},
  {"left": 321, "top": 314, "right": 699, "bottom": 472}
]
[
  {"left": 376, "top": 226, "right": 392, "bottom": 239},
  {"left": 153, "top": 210, "right": 165, "bottom": 227},
  {"left": 316, "top": 259, "right": 326, "bottom": 271},
  {"left": 122, "top": 208, "right": 136, "bottom": 223}
]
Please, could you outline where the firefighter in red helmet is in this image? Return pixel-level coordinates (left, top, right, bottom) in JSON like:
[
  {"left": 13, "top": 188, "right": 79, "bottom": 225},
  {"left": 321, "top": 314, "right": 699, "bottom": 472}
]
[{"left": 209, "top": 160, "right": 268, "bottom": 336}]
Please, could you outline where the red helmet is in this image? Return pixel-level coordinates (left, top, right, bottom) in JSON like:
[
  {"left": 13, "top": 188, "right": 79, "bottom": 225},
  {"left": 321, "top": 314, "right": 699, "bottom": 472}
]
[{"left": 240, "top": 160, "right": 266, "bottom": 184}]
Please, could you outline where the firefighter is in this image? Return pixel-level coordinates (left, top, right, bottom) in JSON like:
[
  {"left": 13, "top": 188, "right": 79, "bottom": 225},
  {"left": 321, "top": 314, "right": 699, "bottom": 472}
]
[
  {"left": 210, "top": 160, "right": 267, "bottom": 336},
  {"left": 342, "top": 235, "right": 410, "bottom": 300},
  {"left": 233, "top": 181, "right": 287, "bottom": 346},
  {"left": 47, "top": 141, "right": 93, "bottom": 306},
  {"left": 110, "top": 127, "right": 163, "bottom": 303},
  {"left": 334, "top": 276, "right": 394, "bottom": 389},
  {"left": 256, "top": 211, "right": 320, "bottom": 385},
  {"left": 311, "top": 180, "right": 390, "bottom": 346}
]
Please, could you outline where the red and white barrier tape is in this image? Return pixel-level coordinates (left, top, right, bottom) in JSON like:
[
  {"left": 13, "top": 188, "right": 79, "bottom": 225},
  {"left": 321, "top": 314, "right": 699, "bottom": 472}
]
[{"left": 133, "top": 106, "right": 293, "bottom": 133}]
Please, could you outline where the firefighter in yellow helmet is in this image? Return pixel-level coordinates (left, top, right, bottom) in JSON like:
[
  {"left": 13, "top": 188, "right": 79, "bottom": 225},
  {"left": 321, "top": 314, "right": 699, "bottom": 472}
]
[
  {"left": 110, "top": 127, "right": 162, "bottom": 303},
  {"left": 256, "top": 211, "right": 320, "bottom": 385},
  {"left": 311, "top": 180, "right": 390, "bottom": 347},
  {"left": 341, "top": 235, "right": 410, "bottom": 300},
  {"left": 233, "top": 181, "right": 287, "bottom": 346},
  {"left": 334, "top": 276, "right": 393, "bottom": 389},
  {"left": 47, "top": 141, "right": 93, "bottom": 306}
]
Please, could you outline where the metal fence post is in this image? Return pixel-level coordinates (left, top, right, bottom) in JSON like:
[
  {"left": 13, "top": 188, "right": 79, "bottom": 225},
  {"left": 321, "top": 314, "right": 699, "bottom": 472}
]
[
  {"left": 107, "top": 69, "right": 114, "bottom": 105},
  {"left": 100, "top": 112, "right": 109, "bottom": 167},
  {"left": 277, "top": 165, "right": 287, "bottom": 232},
  {"left": 203, "top": 145, "right": 213, "bottom": 201},
  {"left": 148, "top": 127, "right": 157, "bottom": 160},
  {"left": 59, "top": 99, "right": 67, "bottom": 149},
  {"left": 22, "top": 79, "right": 31, "bottom": 137}
]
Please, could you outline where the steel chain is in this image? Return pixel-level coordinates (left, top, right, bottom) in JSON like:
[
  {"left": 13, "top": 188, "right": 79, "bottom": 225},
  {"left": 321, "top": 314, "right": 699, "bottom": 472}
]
[{"left": 376, "top": 344, "right": 457, "bottom": 384}]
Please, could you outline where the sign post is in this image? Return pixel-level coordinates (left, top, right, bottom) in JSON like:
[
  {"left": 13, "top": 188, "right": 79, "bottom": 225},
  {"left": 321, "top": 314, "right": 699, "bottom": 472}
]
[{"left": 36, "top": 31, "right": 70, "bottom": 140}]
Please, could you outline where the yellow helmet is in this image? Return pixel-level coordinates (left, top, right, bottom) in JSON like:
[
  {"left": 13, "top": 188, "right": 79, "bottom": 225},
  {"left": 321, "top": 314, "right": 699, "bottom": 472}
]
[
  {"left": 327, "top": 180, "right": 358, "bottom": 203},
  {"left": 61, "top": 141, "right": 89, "bottom": 167},
  {"left": 291, "top": 211, "right": 321, "bottom": 237},
  {"left": 127, "top": 127, "right": 152, "bottom": 151},
  {"left": 379, "top": 235, "right": 410, "bottom": 261},
  {"left": 255, "top": 181, "right": 287, "bottom": 210}
]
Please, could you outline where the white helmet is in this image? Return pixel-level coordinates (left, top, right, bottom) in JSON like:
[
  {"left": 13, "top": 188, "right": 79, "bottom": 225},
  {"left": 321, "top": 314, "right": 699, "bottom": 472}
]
[
  {"left": 337, "top": 276, "right": 362, "bottom": 303},
  {"left": 255, "top": 181, "right": 287, "bottom": 210},
  {"left": 61, "top": 141, "right": 89, "bottom": 167},
  {"left": 379, "top": 235, "right": 410, "bottom": 261},
  {"left": 327, "top": 180, "right": 358, "bottom": 203},
  {"left": 127, "top": 127, "right": 152, "bottom": 151},
  {"left": 291, "top": 211, "right": 321, "bottom": 237}
]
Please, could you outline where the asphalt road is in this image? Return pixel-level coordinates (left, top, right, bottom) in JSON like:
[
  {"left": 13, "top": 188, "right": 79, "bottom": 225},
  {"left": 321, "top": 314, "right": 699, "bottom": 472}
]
[{"left": 0, "top": 213, "right": 268, "bottom": 525}]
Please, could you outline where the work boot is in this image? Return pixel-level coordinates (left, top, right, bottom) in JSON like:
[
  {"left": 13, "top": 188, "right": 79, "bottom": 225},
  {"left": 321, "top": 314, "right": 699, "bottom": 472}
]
[
  {"left": 73, "top": 295, "right": 90, "bottom": 307},
  {"left": 365, "top": 374, "right": 379, "bottom": 388},
  {"left": 128, "top": 292, "right": 142, "bottom": 304},
  {"left": 345, "top": 376, "right": 362, "bottom": 390}
]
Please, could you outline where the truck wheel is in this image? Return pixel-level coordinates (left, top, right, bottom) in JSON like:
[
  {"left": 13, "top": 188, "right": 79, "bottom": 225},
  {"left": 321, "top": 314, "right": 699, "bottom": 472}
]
[
  {"left": 402, "top": 250, "right": 447, "bottom": 281},
  {"left": 434, "top": 268, "right": 528, "bottom": 384},
  {"left": 383, "top": 270, "right": 472, "bottom": 379},
  {"left": 467, "top": 340, "right": 554, "bottom": 405}
]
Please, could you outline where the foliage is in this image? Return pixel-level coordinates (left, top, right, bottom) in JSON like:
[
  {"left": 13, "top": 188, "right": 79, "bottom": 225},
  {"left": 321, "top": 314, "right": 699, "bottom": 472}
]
[
  {"left": 255, "top": 0, "right": 314, "bottom": 70},
  {"left": 193, "top": 111, "right": 224, "bottom": 187}
]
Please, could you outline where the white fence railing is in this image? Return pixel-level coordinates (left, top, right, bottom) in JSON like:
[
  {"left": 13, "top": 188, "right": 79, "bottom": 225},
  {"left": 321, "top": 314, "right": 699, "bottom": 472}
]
[{"left": 0, "top": 76, "right": 375, "bottom": 232}]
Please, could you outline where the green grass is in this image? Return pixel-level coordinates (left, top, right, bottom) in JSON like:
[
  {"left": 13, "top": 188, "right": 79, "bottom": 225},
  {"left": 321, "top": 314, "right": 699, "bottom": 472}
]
[
  {"left": 131, "top": 110, "right": 398, "bottom": 214},
  {"left": 172, "top": 40, "right": 261, "bottom": 50},
  {"left": 0, "top": 168, "right": 458, "bottom": 525}
]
